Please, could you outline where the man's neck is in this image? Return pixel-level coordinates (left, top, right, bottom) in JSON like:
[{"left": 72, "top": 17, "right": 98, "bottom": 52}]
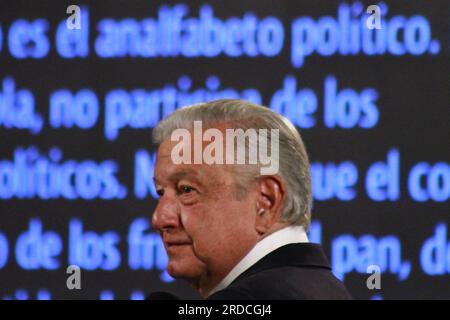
[
  {"left": 193, "top": 224, "right": 301, "bottom": 297},
  {"left": 193, "top": 241, "right": 259, "bottom": 298},
  {"left": 206, "top": 224, "right": 309, "bottom": 297}
]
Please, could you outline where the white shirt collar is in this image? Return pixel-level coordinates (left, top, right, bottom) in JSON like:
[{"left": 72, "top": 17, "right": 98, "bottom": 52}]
[{"left": 208, "top": 225, "right": 309, "bottom": 297}]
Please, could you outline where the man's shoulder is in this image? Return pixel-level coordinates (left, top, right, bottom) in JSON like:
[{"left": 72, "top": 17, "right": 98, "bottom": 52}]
[
  {"left": 208, "top": 243, "right": 352, "bottom": 300},
  {"left": 209, "top": 265, "right": 351, "bottom": 300}
]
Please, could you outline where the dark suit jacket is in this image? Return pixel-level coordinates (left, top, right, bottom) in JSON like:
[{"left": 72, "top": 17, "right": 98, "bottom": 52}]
[{"left": 208, "top": 243, "right": 352, "bottom": 300}]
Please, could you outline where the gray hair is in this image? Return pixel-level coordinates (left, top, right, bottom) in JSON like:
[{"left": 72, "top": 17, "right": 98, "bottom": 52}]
[{"left": 152, "top": 99, "right": 312, "bottom": 230}]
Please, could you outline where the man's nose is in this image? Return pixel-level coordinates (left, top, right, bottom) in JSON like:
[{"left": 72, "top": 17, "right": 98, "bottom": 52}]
[{"left": 152, "top": 197, "right": 181, "bottom": 232}]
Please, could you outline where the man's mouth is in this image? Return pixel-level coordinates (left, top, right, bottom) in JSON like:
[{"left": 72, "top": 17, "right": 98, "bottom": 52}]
[
  {"left": 163, "top": 233, "right": 193, "bottom": 249},
  {"left": 166, "top": 241, "right": 192, "bottom": 248}
]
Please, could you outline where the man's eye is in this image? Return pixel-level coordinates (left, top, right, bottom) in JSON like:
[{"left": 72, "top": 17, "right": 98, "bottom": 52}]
[
  {"left": 179, "top": 185, "right": 195, "bottom": 194},
  {"left": 156, "top": 189, "right": 164, "bottom": 197}
]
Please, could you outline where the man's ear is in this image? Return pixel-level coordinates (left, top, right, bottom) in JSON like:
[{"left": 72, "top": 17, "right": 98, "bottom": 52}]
[{"left": 254, "top": 175, "right": 286, "bottom": 235}]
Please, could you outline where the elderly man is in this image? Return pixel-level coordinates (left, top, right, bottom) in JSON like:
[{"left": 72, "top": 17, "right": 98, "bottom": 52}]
[{"left": 151, "top": 99, "right": 351, "bottom": 299}]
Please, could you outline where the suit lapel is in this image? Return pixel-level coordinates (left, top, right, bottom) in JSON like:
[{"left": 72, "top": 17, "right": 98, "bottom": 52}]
[{"left": 230, "top": 243, "right": 331, "bottom": 285}]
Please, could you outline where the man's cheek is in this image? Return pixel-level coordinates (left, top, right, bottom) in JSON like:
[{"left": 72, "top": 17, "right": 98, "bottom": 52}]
[
  {"left": 179, "top": 210, "right": 191, "bottom": 227},
  {"left": 180, "top": 209, "right": 207, "bottom": 236}
]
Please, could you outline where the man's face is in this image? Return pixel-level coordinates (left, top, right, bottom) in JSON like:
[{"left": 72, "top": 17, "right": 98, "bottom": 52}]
[{"left": 152, "top": 137, "right": 259, "bottom": 292}]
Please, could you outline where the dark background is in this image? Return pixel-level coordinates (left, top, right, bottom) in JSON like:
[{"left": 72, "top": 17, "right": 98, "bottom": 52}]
[{"left": 0, "top": 0, "right": 449, "bottom": 299}]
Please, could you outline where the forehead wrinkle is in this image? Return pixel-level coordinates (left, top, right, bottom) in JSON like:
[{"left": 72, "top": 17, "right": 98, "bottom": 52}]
[
  {"left": 155, "top": 162, "right": 206, "bottom": 186},
  {"left": 169, "top": 170, "right": 201, "bottom": 183}
]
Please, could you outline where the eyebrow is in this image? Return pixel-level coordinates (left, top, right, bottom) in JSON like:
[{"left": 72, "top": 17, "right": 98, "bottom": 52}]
[{"left": 153, "top": 171, "right": 201, "bottom": 185}]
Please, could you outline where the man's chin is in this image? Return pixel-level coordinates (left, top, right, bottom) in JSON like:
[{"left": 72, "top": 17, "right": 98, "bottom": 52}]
[{"left": 166, "top": 260, "right": 206, "bottom": 281}]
